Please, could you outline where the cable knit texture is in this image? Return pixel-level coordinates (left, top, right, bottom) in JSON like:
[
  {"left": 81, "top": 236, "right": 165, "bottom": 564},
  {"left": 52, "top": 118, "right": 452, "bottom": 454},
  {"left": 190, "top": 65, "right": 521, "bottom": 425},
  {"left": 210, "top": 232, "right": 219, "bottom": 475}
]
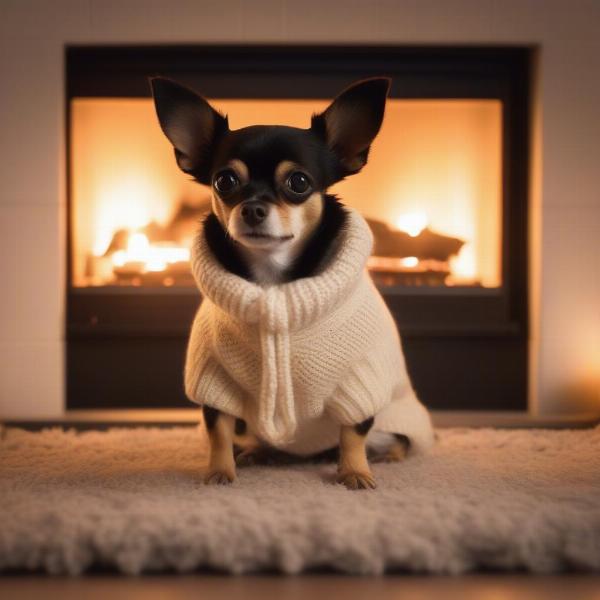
[{"left": 185, "top": 208, "right": 434, "bottom": 453}]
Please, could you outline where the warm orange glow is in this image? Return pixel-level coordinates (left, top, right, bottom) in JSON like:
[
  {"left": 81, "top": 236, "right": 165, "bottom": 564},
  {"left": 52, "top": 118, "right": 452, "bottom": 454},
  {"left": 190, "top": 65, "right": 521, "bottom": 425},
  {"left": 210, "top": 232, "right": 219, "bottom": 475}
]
[
  {"left": 573, "top": 328, "right": 600, "bottom": 411},
  {"left": 401, "top": 256, "right": 419, "bottom": 268},
  {"left": 71, "top": 98, "right": 206, "bottom": 286},
  {"left": 395, "top": 213, "right": 429, "bottom": 237},
  {"left": 110, "top": 232, "right": 190, "bottom": 275},
  {"left": 91, "top": 176, "right": 156, "bottom": 256},
  {"left": 71, "top": 97, "right": 502, "bottom": 288},
  {"left": 449, "top": 243, "right": 478, "bottom": 282}
]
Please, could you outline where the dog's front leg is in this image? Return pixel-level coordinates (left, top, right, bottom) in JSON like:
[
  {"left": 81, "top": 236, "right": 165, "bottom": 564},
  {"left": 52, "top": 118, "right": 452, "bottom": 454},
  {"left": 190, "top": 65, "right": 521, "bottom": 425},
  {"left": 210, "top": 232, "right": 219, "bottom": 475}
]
[
  {"left": 203, "top": 406, "right": 236, "bottom": 485},
  {"left": 337, "top": 417, "right": 376, "bottom": 490}
]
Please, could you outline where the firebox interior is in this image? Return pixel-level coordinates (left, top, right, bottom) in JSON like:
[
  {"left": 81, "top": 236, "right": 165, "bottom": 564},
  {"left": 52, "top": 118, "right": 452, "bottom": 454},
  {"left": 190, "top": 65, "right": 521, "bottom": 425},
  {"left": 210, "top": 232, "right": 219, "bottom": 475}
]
[{"left": 71, "top": 97, "right": 502, "bottom": 289}]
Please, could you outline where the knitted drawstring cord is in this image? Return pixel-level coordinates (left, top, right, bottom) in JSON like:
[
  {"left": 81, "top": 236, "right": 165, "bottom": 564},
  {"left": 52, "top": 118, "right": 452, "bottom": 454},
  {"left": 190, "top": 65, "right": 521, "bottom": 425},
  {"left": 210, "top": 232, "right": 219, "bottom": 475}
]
[{"left": 256, "top": 287, "right": 297, "bottom": 444}]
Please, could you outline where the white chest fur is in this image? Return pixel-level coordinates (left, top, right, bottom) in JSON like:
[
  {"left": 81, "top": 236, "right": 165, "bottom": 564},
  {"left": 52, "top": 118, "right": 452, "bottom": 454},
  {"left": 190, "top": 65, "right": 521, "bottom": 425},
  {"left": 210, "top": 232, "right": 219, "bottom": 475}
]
[{"left": 245, "top": 244, "right": 299, "bottom": 285}]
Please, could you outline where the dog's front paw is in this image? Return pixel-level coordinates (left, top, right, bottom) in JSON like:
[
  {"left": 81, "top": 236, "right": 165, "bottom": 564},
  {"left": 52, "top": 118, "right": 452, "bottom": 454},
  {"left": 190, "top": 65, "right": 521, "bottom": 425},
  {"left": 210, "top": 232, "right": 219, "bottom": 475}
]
[
  {"left": 204, "top": 468, "right": 235, "bottom": 485},
  {"left": 337, "top": 470, "right": 376, "bottom": 490}
]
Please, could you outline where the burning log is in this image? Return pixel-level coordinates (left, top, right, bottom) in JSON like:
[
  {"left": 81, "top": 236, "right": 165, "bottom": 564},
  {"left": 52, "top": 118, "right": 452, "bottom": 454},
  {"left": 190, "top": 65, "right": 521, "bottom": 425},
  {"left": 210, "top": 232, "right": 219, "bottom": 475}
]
[
  {"left": 103, "top": 201, "right": 211, "bottom": 255},
  {"left": 366, "top": 218, "right": 464, "bottom": 261},
  {"left": 93, "top": 201, "right": 471, "bottom": 288}
]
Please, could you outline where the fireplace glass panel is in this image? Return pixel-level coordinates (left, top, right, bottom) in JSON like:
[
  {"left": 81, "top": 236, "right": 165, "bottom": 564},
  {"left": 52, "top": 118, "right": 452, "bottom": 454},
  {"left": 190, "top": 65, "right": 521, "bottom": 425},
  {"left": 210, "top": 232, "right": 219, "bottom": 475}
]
[{"left": 71, "top": 97, "right": 502, "bottom": 289}]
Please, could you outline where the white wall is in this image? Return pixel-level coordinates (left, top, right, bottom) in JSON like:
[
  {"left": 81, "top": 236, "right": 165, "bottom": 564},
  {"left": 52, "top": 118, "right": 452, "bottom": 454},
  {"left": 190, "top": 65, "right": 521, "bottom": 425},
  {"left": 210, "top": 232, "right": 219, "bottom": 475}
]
[{"left": 0, "top": 0, "right": 598, "bottom": 418}]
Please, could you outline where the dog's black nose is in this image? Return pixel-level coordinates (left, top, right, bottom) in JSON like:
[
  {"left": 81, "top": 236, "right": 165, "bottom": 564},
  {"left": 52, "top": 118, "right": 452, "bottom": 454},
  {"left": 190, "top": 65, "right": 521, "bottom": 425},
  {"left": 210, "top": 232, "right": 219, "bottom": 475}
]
[{"left": 240, "top": 201, "right": 269, "bottom": 226}]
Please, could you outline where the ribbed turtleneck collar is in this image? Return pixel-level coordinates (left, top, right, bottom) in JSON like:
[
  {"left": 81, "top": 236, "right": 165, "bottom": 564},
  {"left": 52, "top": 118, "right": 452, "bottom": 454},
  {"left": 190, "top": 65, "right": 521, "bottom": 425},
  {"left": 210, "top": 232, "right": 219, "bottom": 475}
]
[{"left": 191, "top": 207, "right": 373, "bottom": 332}]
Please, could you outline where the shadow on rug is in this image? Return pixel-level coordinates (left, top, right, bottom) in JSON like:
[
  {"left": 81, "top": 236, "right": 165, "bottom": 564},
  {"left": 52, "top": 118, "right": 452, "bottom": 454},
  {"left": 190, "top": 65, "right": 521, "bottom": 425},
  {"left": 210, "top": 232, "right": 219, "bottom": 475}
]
[{"left": 1, "top": 425, "right": 599, "bottom": 575}]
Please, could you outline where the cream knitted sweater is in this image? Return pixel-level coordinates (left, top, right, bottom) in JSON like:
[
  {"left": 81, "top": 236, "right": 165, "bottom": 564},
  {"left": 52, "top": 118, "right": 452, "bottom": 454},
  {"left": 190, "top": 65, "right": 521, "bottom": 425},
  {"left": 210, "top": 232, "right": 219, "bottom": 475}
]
[{"left": 185, "top": 208, "right": 434, "bottom": 456}]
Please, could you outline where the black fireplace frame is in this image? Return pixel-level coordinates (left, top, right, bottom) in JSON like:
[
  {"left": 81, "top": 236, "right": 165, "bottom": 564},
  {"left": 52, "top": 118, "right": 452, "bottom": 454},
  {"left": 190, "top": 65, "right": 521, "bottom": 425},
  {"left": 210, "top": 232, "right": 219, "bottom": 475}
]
[{"left": 66, "top": 45, "right": 531, "bottom": 411}]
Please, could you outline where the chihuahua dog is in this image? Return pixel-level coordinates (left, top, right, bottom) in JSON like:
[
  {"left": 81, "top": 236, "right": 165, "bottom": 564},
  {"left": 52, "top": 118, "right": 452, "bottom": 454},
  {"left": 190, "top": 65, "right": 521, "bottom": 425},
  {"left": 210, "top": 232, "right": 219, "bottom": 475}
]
[{"left": 151, "top": 77, "right": 432, "bottom": 489}]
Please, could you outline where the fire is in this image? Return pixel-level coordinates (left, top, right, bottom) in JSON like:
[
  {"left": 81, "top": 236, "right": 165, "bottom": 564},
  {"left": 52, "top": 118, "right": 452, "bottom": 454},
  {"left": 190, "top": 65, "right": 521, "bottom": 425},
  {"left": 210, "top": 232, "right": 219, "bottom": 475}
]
[
  {"left": 450, "top": 243, "right": 477, "bottom": 280},
  {"left": 400, "top": 256, "right": 419, "bottom": 268},
  {"left": 395, "top": 212, "right": 428, "bottom": 237},
  {"left": 91, "top": 174, "right": 165, "bottom": 257},
  {"left": 388, "top": 211, "right": 478, "bottom": 285},
  {"left": 111, "top": 232, "right": 190, "bottom": 274}
]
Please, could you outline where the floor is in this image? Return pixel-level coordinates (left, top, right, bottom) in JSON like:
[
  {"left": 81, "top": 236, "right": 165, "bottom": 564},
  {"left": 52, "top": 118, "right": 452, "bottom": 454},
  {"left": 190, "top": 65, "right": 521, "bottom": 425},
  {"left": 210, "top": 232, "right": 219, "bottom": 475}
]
[{"left": 1, "top": 575, "right": 599, "bottom": 600}]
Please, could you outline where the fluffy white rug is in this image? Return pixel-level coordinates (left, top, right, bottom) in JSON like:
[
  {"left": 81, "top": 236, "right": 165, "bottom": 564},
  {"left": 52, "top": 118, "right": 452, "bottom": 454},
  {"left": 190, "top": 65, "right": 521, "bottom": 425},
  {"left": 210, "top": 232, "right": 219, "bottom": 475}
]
[{"left": 1, "top": 424, "right": 599, "bottom": 575}]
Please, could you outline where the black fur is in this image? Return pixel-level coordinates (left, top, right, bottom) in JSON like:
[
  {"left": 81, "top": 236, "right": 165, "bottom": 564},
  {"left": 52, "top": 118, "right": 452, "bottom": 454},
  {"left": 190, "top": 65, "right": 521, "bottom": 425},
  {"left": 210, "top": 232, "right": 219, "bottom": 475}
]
[
  {"left": 354, "top": 416, "right": 375, "bottom": 436},
  {"left": 394, "top": 433, "right": 411, "bottom": 450},
  {"left": 203, "top": 212, "right": 251, "bottom": 280},
  {"left": 311, "top": 77, "right": 390, "bottom": 176},
  {"left": 286, "top": 195, "right": 348, "bottom": 281},
  {"left": 234, "top": 418, "right": 247, "bottom": 436},
  {"left": 210, "top": 125, "right": 343, "bottom": 193},
  {"left": 150, "top": 77, "right": 229, "bottom": 183},
  {"left": 203, "top": 405, "right": 220, "bottom": 430}
]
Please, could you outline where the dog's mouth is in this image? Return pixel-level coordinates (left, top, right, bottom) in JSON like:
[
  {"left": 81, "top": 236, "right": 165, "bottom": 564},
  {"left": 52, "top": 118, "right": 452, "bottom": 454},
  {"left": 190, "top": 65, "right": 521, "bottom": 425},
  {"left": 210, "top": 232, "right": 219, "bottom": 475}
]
[{"left": 242, "top": 232, "right": 294, "bottom": 242}]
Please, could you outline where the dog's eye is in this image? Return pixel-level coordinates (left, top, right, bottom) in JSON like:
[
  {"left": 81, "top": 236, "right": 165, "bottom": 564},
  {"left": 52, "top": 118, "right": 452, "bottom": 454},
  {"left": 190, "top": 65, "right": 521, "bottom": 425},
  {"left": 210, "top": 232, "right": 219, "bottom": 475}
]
[
  {"left": 287, "top": 172, "right": 311, "bottom": 195},
  {"left": 214, "top": 170, "right": 239, "bottom": 194}
]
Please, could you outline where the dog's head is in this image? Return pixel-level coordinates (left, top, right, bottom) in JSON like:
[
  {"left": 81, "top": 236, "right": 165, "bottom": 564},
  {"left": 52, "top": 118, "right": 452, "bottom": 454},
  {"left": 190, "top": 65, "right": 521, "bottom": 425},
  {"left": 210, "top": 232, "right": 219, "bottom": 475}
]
[{"left": 151, "top": 77, "right": 389, "bottom": 252}]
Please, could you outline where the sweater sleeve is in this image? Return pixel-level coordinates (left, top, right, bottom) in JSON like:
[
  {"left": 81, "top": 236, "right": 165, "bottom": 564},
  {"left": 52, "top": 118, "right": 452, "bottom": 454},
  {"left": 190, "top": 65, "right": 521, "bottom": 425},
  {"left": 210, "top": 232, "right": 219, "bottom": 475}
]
[
  {"left": 184, "top": 307, "right": 245, "bottom": 418},
  {"left": 325, "top": 353, "right": 394, "bottom": 426}
]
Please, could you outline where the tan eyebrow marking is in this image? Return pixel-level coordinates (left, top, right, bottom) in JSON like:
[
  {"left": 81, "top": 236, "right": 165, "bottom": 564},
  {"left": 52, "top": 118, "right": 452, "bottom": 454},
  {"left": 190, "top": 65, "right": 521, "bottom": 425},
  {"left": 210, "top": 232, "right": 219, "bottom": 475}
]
[
  {"left": 227, "top": 159, "right": 249, "bottom": 184},
  {"left": 274, "top": 160, "right": 302, "bottom": 185}
]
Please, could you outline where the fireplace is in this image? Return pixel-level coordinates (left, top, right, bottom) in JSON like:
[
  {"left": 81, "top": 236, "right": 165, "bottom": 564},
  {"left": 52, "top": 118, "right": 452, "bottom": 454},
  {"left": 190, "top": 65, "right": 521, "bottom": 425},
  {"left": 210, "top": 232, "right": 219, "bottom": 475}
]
[{"left": 66, "top": 45, "right": 530, "bottom": 411}]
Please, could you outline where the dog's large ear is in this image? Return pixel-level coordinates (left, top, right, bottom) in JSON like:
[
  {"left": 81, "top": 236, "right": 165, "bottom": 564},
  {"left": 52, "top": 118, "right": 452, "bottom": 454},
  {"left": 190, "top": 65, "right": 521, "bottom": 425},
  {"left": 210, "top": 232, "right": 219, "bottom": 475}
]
[
  {"left": 311, "top": 78, "right": 390, "bottom": 175},
  {"left": 150, "top": 77, "right": 228, "bottom": 183}
]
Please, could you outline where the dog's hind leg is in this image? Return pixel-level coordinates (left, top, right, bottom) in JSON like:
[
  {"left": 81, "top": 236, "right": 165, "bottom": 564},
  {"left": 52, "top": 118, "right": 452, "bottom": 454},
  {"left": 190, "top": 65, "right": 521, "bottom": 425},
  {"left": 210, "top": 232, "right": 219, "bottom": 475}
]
[
  {"left": 336, "top": 417, "right": 376, "bottom": 490},
  {"left": 369, "top": 432, "right": 410, "bottom": 463},
  {"left": 203, "top": 406, "right": 236, "bottom": 485},
  {"left": 232, "top": 418, "right": 265, "bottom": 466}
]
